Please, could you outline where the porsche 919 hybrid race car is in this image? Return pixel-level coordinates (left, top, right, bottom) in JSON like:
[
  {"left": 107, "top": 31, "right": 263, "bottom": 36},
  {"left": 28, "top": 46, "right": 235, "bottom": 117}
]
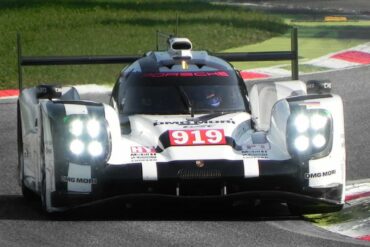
[{"left": 17, "top": 35, "right": 345, "bottom": 213}]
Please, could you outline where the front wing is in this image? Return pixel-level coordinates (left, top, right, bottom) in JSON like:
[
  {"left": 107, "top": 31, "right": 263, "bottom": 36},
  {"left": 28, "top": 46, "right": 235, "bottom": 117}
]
[{"left": 39, "top": 96, "right": 345, "bottom": 213}]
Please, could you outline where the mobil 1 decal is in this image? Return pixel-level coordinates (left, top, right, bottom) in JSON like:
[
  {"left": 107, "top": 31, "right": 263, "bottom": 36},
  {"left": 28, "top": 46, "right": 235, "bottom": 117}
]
[{"left": 131, "top": 146, "right": 157, "bottom": 162}]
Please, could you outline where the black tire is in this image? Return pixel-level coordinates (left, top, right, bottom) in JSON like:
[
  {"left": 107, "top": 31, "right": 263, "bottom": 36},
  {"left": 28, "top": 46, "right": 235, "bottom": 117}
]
[
  {"left": 21, "top": 181, "right": 38, "bottom": 201},
  {"left": 17, "top": 100, "right": 38, "bottom": 201},
  {"left": 40, "top": 168, "right": 62, "bottom": 215},
  {"left": 40, "top": 170, "right": 47, "bottom": 212}
]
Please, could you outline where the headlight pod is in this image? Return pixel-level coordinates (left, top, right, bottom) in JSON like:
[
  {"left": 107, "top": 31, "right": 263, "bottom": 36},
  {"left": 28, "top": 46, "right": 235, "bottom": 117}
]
[
  {"left": 287, "top": 109, "right": 333, "bottom": 159},
  {"left": 64, "top": 115, "right": 111, "bottom": 162}
]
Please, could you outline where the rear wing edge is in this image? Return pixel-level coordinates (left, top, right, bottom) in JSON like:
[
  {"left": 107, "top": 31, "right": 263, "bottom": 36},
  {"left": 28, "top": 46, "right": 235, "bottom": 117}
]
[{"left": 17, "top": 28, "right": 298, "bottom": 91}]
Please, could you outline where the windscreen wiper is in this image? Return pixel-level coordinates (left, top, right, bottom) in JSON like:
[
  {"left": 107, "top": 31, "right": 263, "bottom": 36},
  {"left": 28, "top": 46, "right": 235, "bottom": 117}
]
[{"left": 177, "top": 86, "right": 194, "bottom": 118}]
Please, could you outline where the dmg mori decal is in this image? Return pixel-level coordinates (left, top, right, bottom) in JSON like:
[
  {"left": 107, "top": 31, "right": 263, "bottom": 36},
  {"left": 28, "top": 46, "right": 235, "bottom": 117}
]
[
  {"left": 305, "top": 170, "right": 336, "bottom": 179},
  {"left": 61, "top": 176, "right": 97, "bottom": 184}
]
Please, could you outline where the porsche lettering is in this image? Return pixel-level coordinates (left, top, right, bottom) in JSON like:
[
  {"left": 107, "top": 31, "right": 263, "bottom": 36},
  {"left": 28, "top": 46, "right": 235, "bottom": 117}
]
[{"left": 144, "top": 71, "right": 229, "bottom": 78}]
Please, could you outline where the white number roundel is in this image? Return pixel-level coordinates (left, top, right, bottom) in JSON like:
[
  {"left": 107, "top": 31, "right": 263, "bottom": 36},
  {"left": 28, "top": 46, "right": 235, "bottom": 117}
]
[{"left": 169, "top": 129, "right": 226, "bottom": 146}]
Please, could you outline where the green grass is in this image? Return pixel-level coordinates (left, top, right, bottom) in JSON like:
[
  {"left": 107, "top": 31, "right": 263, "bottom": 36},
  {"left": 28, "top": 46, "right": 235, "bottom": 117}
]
[
  {"left": 0, "top": 0, "right": 288, "bottom": 89},
  {"left": 226, "top": 20, "right": 370, "bottom": 70},
  {"left": 304, "top": 200, "right": 370, "bottom": 227}
]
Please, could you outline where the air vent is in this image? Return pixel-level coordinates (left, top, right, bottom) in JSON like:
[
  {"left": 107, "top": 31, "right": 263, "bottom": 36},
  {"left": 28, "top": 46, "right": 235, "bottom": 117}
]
[{"left": 178, "top": 168, "right": 221, "bottom": 180}]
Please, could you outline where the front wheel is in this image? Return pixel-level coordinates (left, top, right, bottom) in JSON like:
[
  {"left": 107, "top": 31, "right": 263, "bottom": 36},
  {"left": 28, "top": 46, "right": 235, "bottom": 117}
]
[
  {"left": 18, "top": 100, "right": 38, "bottom": 200},
  {"left": 40, "top": 170, "right": 56, "bottom": 213},
  {"left": 21, "top": 173, "right": 38, "bottom": 200},
  {"left": 40, "top": 165, "right": 65, "bottom": 214}
]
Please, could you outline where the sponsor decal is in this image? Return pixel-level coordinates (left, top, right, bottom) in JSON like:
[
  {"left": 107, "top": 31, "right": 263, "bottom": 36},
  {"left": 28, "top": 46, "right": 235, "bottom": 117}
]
[
  {"left": 61, "top": 176, "right": 97, "bottom": 184},
  {"left": 153, "top": 119, "right": 235, "bottom": 126},
  {"left": 45, "top": 147, "right": 53, "bottom": 154},
  {"left": 299, "top": 101, "right": 321, "bottom": 109},
  {"left": 242, "top": 143, "right": 270, "bottom": 159},
  {"left": 143, "top": 71, "right": 229, "bottom": 78},
  {"left": 183, "top": 124, "right": 213, "bottom": 129},
  {"left": 169, "top": 129, "right": 226, "bottom": 146},
  {"left": 305, "top": 169, "right": 336, "bottom": 179},
  {"left": 131, "top": 146, "right": 157, "bottom": 162}
]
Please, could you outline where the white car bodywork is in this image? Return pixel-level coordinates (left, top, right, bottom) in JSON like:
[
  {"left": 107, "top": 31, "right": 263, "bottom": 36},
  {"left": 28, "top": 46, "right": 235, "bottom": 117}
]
[{"left": 17, "top": 38, "right": 346, "bottom": 213}]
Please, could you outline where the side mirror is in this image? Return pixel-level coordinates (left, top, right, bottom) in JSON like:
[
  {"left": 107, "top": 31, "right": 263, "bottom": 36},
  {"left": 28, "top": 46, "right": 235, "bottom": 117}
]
[
  {"left": 36, "top": 85, "right": 62, "bottom": 99},
  {"left": 306, "top": 80, "right": 331, "bottom": 94},
  {"left": 119, "top": 114, "right": 131, "bottom": 135}
]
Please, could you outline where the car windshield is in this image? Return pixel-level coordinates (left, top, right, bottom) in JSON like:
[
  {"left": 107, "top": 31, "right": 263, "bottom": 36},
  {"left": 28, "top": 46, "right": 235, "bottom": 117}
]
[{"left": 119, "top": 71, "right": 246, "bottom": 115}]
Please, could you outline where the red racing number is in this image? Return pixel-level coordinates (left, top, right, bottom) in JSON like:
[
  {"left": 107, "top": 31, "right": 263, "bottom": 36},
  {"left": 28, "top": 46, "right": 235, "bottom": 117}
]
[{"left": 169, "top": 129, "right": 226, "bottom": 146}]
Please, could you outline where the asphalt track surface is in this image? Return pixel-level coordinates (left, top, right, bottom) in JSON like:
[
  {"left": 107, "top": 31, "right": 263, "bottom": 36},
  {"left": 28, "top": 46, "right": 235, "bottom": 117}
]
[{"left": 1, "top": 65, "right": 370, "bottom": 246}]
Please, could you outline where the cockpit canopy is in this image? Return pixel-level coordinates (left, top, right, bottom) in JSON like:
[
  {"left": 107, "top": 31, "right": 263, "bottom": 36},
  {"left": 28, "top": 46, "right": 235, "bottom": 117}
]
[
  {"left": 117, "top": 70, "right": 247, "bottom": 115},
  {"left": 112, "top": 37, "right": 248, "bottom": 116}
]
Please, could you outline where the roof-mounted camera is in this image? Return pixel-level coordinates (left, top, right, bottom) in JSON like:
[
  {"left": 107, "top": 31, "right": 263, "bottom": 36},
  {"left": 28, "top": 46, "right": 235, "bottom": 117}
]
[{"left": 167, "top": 37, "right": 193, "bottom": 59}]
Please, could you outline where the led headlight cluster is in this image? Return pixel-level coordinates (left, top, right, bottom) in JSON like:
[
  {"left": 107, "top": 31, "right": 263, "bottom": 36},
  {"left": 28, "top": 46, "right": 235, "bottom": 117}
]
[
  {"left": 287, "top": 109, "right": 333, "bottom": 159},
  {"left": 66, "top": 116, "right": 110, "bottom": 160}
]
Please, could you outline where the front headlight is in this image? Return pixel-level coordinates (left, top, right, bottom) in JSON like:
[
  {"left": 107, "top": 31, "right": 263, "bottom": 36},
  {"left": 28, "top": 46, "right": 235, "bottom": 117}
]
[
  {"left": 312, "top": 134, "right": 326, "bottom": 149},
  {"left": 64, "top": 115, "right": 110, "bottom": 162},
  {"left": 294, "top": 135, "right": 310, "bottom": 152},
  {"left": 70, "top": 139, "right": 85, "bottom": 155},
  {"left": 294, "top": 114, "right": 310, "bottom": 133},
  {"left": 69, "top": 119, "right": 83, "bottom": 137},
  {"left": 287, "top": 109, "right": 333, "bottom": 159},
  {"left": 86, "top": 119, "right": 101, "bottom": 138},
  {"left": 88, "top": 141, "right": 104, "bottom": 157},
  {"left": 310, "top": 114, "right": 328, "bottom": 130}
]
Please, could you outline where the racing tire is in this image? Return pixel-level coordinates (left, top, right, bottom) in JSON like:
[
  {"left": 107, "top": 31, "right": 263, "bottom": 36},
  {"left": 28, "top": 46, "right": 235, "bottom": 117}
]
[
  {"left": 21, "top": 173, "right": 38, "bottom": 201},
  {"left": 40, "top": 169, "right": 54, "bottom": 214},
  {"left": 40, "top": 171, "right": 48, "bottom": 212},
  {"left": 17, "top": 100, "right": 38, "bottom": 201},
  {"left": 41, "top": 164, "right": 63, "bottom": 214},
  {"left": 39, "top": 110, "right": 64, "bottom": 214}
]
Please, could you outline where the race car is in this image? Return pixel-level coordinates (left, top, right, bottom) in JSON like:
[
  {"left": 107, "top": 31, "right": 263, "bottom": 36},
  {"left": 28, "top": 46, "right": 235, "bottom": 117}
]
[{"left": 17, "top": 35, "right": 346, "bottom": 213}]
